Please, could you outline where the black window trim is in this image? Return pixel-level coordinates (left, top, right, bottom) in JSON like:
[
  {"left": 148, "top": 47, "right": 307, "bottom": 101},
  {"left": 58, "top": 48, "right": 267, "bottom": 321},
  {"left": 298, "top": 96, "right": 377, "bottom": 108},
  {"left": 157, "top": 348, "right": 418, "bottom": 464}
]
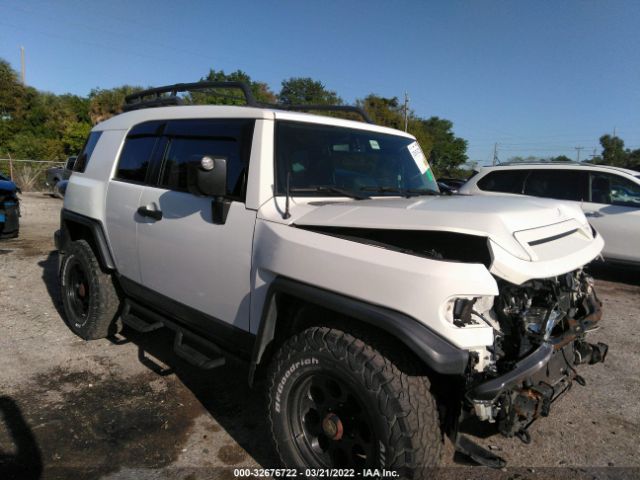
[
  {"left": 73, "top": 130, "right": 103, "bottom": 173},
  {"left": 152, "top": 118, "right": 255, "bottom": 202}
]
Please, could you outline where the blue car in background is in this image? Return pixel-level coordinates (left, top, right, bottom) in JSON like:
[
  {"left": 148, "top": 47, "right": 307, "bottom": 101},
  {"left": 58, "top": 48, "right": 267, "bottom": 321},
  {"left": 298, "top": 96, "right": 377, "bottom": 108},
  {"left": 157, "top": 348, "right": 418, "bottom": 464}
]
[{"left": 0, "top": 173, "right": 20, "bottom": 238}]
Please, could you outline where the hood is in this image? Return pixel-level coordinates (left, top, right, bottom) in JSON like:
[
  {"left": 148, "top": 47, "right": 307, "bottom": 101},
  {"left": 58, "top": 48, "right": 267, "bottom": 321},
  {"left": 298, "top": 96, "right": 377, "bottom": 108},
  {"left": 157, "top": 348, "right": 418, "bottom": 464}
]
[{"left": 293, "top": 194, "right": 593, "bottom": 261}]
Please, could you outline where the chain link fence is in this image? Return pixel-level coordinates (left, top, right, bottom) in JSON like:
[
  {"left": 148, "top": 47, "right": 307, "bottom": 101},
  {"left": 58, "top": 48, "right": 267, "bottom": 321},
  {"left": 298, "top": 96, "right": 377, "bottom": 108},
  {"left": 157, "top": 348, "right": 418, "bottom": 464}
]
[{"left": 0, "top": 158, "right": 65, "bottom": 192}]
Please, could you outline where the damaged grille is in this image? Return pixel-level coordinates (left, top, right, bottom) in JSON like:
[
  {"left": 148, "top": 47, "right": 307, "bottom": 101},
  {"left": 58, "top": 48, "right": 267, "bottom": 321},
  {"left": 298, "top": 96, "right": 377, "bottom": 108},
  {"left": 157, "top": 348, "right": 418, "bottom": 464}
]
[{"left": 494, "top": 270, "right": 600, "bottom": 366}]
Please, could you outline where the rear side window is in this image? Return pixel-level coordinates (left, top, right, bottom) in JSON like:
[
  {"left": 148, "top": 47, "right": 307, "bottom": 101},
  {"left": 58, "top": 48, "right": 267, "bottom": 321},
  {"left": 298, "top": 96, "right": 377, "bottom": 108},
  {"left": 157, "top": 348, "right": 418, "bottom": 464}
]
[
  {"left": 590, "top": 172, "right": 640, "bottom": 207},
  {"left": 115, "top": 121, "right": 164, "bottom": 184},
  {"left": 477, "top": 170, "right": 528, "bottom": 194},
  {"left": 73, "top": 131, "right": 102, "bottom": 172},
  {"left": 157, "top": 119, "right": 254, "bottom": 200},
  {"left": 523, "top": 169, "right": 587, "bottom": 201}
]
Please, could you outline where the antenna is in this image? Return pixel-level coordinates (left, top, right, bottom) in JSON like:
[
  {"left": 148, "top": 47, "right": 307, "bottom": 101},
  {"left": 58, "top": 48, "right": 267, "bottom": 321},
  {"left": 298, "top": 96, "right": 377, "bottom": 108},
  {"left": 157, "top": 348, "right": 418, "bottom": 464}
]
[
  {"left": 283, "top": 171, "right": 291, "bottom": 220},
  {"left": 492, "top": 143, "right": 499, "bottom": 166}
]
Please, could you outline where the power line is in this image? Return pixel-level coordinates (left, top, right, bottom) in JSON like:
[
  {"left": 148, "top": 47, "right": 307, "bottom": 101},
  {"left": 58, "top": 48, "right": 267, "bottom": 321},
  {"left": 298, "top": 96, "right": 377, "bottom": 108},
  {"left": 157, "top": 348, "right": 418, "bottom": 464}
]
[{"left": 20, "top": 46, "right": 25, "bottom": 85}]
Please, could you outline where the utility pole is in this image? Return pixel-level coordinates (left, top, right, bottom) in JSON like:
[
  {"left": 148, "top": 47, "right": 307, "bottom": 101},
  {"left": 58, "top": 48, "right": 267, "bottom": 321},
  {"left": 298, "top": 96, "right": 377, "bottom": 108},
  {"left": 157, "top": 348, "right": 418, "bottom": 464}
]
[
  {"left": 20, "top": 46, "right": 25, "bottom": 85},
  {"left": 403, "top": 92, "right": 409, "bottom": 132},
  {"left": 492, "top": 143, "right": 499, "bottom": 166},
  {"left": 575, "top": 146, "right": 584, "bottom": 162}
]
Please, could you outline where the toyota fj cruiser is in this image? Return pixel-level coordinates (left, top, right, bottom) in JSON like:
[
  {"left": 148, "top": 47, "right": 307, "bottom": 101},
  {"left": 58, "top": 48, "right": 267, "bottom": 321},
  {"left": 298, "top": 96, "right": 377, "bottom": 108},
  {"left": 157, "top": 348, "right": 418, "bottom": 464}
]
[{"left": 55, "top": 82, "right": 608, "bottom": 476}]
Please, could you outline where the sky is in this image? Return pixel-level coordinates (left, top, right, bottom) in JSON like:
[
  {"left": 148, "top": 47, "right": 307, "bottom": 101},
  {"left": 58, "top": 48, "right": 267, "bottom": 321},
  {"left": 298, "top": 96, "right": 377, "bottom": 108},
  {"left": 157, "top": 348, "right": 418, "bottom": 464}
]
[{"left": 0, "top": 0, "right": 638, "bottom": 164}]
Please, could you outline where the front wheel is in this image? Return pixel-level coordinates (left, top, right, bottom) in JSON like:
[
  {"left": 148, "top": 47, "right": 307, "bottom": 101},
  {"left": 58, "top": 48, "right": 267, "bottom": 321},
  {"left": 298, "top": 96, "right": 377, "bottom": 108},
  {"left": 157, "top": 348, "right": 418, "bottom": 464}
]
[{"left": 267, "top": 326, "right": 441, "bottom": 478}]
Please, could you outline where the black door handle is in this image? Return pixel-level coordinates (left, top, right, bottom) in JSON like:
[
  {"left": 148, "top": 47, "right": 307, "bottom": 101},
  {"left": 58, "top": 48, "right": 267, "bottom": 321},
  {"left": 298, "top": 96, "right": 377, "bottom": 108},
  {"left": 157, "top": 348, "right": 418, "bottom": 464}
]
[{"left": 137, "top": 205, "right": 163, "bottom": 221}]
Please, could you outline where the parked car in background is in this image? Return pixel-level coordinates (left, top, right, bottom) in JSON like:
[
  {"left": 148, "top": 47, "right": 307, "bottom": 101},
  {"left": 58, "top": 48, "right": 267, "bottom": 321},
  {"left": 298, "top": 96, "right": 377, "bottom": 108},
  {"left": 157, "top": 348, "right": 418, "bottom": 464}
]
[
  {"left": 0, "top": 173, "right": 20, "bottom": 238},
  {"left": 437, "top": 177, "right": 468, "bottom": 194},
  {"left": 46, "top": 156, "right": 76, "bottom": 189},
  {"left": 459, "top": 162, "right": 640, "bottom": 265}
]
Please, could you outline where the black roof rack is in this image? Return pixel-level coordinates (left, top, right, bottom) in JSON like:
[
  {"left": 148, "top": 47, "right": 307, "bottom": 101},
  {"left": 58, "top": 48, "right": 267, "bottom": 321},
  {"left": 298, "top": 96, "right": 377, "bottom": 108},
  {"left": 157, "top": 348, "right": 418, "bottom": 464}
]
[
  {"left": 123, "top": 81, "right": 258, "bottom": 111},
  {"left": 122, "top": 81, "right": 374, "bottom": 123},
  {"left": 274, "top": 104, "right": 373, "bottom": 124}
]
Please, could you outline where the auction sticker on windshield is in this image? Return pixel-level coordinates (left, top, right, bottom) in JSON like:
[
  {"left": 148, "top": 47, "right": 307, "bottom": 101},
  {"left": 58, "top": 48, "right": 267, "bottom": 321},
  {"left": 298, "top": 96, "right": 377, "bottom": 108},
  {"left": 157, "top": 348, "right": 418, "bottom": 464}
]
[{"left": 407, "top": 141, "right": 433, "bottom": 179}]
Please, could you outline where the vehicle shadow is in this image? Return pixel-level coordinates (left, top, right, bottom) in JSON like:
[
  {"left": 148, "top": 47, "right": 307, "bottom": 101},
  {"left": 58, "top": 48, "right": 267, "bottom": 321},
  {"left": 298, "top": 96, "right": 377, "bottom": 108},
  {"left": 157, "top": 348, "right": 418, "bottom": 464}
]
[
  {"left": 111, "top": 327, "right": 281, "bottom": 468},
  {"left": 587, "top": 262, "right": 640, "bottom": 287},
  {"left": 38, "top": 251, "right": 64, "bottom": 317},
  {"left": 0, "top": 396, "right": 43, "bottom": 480}
]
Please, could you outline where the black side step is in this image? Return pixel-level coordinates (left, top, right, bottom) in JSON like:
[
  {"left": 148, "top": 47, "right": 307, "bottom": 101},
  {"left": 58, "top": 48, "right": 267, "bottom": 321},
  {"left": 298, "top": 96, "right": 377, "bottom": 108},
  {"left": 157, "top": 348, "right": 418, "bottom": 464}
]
[
  {"left": 174, "top": 331, "right": 225, "bottom": 370},
  {"left": 121, "top": 301, "right": 164, "bottom": 333},
  {"left": 122, "top": 298, "right": 226, "bottom": 370}
]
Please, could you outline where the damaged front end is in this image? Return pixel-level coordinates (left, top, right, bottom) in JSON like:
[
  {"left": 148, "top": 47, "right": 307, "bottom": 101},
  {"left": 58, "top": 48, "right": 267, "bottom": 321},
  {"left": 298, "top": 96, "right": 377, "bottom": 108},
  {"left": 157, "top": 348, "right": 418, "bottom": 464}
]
[{"left": 465, "top": 269, "right": 607, "bottom": 442}]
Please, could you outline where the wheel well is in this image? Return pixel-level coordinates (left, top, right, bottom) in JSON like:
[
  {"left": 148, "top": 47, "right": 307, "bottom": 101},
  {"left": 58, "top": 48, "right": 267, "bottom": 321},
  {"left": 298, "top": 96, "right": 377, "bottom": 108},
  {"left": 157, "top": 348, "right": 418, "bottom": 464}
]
[
  {"left": 257, "top": 293, "right": 464, "bottom": 437},
  {"left": 62, "top": 220, "right": 112, "bottom": 272},
  {"left": 259, "top": 293, "right": 432, "bottom": 377}
]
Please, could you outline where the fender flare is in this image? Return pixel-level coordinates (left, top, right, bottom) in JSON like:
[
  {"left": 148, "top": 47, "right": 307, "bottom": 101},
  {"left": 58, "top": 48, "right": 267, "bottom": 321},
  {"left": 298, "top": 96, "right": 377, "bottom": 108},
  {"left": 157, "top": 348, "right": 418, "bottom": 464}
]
[
  {"left": 58, "top": 209, "right": 116, "bottom": 270},
  {"left": 249, "top": 277, "right": 469, "bottom": 383}
]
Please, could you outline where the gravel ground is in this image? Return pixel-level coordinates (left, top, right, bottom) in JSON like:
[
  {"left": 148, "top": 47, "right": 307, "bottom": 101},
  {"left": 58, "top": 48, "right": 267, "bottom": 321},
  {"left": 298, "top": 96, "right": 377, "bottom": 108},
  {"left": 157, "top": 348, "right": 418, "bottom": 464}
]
[{"left": 1, "top": 193, "right": 639, "bottom": 480}]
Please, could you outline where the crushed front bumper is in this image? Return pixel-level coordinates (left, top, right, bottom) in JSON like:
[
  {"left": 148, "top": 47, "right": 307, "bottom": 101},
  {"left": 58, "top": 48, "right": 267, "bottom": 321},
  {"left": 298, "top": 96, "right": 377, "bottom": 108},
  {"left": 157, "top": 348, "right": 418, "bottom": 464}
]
[{"left": 466, "top": 299, "right": 608, "bottom": 439}]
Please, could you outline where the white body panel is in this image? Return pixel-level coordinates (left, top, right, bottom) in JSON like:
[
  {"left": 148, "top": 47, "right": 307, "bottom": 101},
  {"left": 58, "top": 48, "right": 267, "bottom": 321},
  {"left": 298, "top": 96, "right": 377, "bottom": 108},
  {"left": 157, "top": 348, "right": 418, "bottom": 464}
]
[
  {"left": 582, "top": 201, "right": 640, "bottom": 263},
  {"left": 104, "top": 180, "right": 144, "bottom": 282},
  {"left": 64, "top": 129, "right": 127, "bottom": 220},
  {"left": 136, "top": 188, "right": 256, "bottom": 330},
  {"left": 250, "top": 212, "right": 497, "bottom": 349}
]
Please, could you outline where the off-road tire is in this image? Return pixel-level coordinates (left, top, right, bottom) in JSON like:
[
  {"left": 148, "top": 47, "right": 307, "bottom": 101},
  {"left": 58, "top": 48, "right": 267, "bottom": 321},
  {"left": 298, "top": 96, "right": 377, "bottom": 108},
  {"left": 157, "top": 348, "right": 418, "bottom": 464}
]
[
  {"left": 267, "top": 326, "right": 441, "bottom": 478},
  {"left": 60, "top": 239, "right": 121, "bottom": 340}
]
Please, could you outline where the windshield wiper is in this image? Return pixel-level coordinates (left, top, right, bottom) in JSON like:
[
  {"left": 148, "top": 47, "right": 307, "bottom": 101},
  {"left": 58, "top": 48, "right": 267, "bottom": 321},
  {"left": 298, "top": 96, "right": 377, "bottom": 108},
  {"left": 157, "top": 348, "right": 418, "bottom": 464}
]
[
  {"left": 404, "top": 188, "right": 441, "bottom": 196},
  {"left": 360, "top": 186, "right": 441, "bottom": 197},
  {"left": 289, "top": 186, "right": 368, "bottom": 200},
  {"left": 360, "top": 186, "right": 404, "bottom": 194}
]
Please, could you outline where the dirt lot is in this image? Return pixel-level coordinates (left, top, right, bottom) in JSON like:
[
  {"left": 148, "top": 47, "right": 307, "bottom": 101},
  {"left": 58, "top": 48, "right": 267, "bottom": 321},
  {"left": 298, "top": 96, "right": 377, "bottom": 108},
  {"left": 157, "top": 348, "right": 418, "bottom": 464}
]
[{"left": 1, "top": 193, "right": 639, "bottom": 480}]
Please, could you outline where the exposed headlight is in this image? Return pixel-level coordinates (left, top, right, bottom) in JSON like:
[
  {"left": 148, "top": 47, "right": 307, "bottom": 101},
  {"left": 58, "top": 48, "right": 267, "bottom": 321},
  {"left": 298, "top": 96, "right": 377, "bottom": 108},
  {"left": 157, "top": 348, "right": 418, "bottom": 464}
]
[{"left": 444, "top": 295, "right": 495, "bottom": 327}]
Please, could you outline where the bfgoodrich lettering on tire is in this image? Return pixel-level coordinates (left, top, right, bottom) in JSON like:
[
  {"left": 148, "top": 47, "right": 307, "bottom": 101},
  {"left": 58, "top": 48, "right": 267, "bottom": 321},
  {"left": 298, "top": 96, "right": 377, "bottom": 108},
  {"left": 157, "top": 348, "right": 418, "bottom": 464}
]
[
  {"left": 267, "top": 326, "right": 441, "bottom": 477},
  {"left": 60, "top": 239, "right": 121, "bottom": 340}
]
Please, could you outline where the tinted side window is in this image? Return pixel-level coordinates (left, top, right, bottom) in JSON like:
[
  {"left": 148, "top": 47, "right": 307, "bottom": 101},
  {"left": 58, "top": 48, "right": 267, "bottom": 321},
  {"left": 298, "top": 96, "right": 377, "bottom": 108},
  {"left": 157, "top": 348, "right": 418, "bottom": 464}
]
[
  {"left": 116, "top": 137, "right": 158, "bottom": 183},
  {"left": 73, "top": 131, "right": 102, "bottom": 172},
  {"left": 477, "top": 170, "right": 528, "bottom": 194},
  {"left": 523, "top": 169, "right": 587, "bottom": 201},
  {"left": 590, "top": 172, "right": 640, "bottom": 208},
  {"left": 158, "top": 119, "right": 254, "bottom": 200},
  {"left": 115, "top": 121, "right": 164, "bottom": 183}
]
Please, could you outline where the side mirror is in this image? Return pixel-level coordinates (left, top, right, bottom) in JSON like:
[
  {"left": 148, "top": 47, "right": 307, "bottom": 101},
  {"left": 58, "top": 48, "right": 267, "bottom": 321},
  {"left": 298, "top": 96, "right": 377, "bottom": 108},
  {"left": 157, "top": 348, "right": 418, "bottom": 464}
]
[
  {"left": 187, "top": 156, "right": 230, "bottom": 225},
  {"left": 187, "top": 156, "right": 227, "bottom": 197}
]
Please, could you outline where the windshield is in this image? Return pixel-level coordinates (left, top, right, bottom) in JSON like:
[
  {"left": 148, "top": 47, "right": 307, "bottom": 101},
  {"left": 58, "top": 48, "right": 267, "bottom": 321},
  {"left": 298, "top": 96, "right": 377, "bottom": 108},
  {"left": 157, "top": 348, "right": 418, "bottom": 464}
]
[{"left": 275, "top": 121, "right": 439, "bottom": 197}]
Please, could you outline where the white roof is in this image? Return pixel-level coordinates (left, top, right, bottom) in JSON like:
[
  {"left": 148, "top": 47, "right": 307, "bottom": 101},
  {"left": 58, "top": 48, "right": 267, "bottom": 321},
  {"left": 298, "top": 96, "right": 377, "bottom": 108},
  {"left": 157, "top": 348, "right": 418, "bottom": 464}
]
[
  {"left": 94, "top": 105, "right": 414, "bottom": 139},
  {"left": 477, "top": 163, "right": 640, "bottom": 177}
]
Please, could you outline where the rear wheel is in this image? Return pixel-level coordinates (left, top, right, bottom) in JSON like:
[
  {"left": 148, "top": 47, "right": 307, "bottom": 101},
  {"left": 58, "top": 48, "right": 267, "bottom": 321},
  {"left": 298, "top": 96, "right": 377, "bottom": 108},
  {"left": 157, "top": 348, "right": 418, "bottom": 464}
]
[
  {"left": 60, "top": 239, "right": 120, "bottom": 339},
  {"left": 267, "top": 326, "right": 441, "bottom": 478}
]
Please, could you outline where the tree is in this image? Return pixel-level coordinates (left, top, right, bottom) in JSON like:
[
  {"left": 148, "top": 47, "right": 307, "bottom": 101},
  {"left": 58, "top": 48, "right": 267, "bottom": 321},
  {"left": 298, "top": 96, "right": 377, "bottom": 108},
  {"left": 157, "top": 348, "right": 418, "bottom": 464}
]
[
  {"left": 416, "top": 117, "right": 468, "bottom": 176},
  {"left": 599, "top": 134, "right": 627, "bottom": 167},
  {"left": 89, "top": 85, "right": 143, "bottom": 124},
  {"left": 358, "top": 95, "right": 403, "bottom": 129},
  {"left": 550, "top": 155, "right": 573, "bottom": 162},
  {"left": 279, "top": 78, "right": 341, "bottom": 105},
  {"left": 190, "top": 69, "right": 276, "bottom": 105}
]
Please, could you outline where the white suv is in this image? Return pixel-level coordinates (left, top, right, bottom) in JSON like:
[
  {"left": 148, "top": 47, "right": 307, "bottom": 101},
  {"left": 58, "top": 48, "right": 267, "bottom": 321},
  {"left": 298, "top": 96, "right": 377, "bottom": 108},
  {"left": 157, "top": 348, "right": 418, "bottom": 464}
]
[
  {"left": 55, "top": 82, "right": 609, "bottom": 476},
  {"left": 459, "top": 163, "right": 640, "bottom": 265}
]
